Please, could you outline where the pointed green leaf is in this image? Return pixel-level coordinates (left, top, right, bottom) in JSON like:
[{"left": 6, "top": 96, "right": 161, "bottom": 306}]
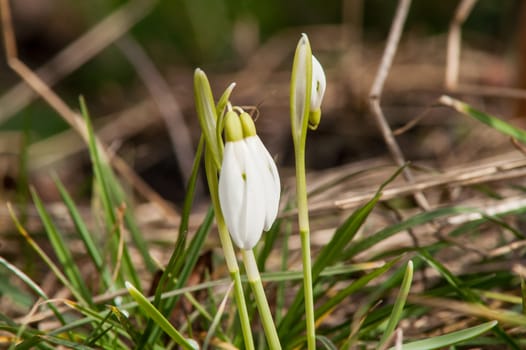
[{"left": 390, "top": 321, "right": 497, "bottom": 350}]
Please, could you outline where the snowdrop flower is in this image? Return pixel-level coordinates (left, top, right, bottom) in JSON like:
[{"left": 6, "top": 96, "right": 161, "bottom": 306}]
[{"left": 218, "top": 110, "right": 281, "bottom": 250}]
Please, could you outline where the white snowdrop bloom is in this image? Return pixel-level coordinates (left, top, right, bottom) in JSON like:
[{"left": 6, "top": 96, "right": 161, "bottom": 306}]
[{"left": 218, "top": 111, "right": 280, "bottom": 250}]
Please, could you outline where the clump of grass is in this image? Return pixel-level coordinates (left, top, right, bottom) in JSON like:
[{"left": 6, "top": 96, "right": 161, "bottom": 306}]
[{"left": 3, "top": 44, "right": 526, "bottom": 350}]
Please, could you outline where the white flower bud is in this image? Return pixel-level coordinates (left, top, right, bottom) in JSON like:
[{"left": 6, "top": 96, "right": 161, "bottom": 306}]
[{"left": 218, "top": 111, "right": 281, "bottom": 249}]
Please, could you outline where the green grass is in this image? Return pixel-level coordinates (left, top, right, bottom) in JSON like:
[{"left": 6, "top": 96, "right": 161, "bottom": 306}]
[{"left": 2, "top": 93, "right": 526, "bottom": 349}]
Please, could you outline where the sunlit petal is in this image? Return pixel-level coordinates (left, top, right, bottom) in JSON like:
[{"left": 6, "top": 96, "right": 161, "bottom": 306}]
[
  {"left": 246, "top": 136, "right": 281, "bottom": 231},
  {"left": 310, "top": 55, "right": 326, "bottom": 111}
]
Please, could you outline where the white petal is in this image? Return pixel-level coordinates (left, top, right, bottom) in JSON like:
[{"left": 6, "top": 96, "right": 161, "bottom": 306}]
[
  {"left": 240, "top": 148, "right": 266, "bottom": 248},
  {"left": 246, "top": 136, "right": 281, "bottom": 231},
  {"left": 219, "top": 142, "right": 244, "bottom": 247},
  {"left": 219, "top": 141, "right": 265, "bottom": 249},
  {"left": 310, "top": 55, "right": 326, "bottom": 111}
]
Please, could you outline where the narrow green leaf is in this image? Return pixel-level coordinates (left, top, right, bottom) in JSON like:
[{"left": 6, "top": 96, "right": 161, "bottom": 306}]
[
  {"left": 30, "top": 188, "right": 91, "bottom": 305},
  {"left": 343, "top": 206, "right": 473, "bottom": 260},
  {"left": 278, "top": 193, "right": 381, "bottom": 338},
  {"left": 7, "top": 204, "right": 85, "bottom": 310},
  {"left": 315, "top": 259, "right": 398, "bottom": 322},
  {"left": 64, "top": 301, "right": 130, "bottom": 337},
  {"left": 441, "top": 95, "right": 526, "bottom": 143},
  {"left": 313, "top": 193, "right": 381, "bottom": 281},
  {"left": 316, "top": 335, "right": 338, "bottom": 350},
  {"left": 0, "top": 257, "right": 66, "bottom": 326},
  {"left": 521, "top": 276, "right": 526, "bottom": 315},
  {"left": 203, "top": 283, "right": 233, "bottom": 350},
  {"left": 257, "top": 217, "right": 282, "bottom": 271},
  {"left": 82, "top": 309, "right": 115, "bottom": 347},
  {"left": 141, "top": 137, "right": 205, "bottom": 347},
  {"left": 390, "top": 320, "right": 497, "bottom": 350},
  {"left": 53, "top": 174, "right": 112, "bottom": 289},
  {"left": 419, "top": 250, "right": 478, "bottom": 302},
  {"left": 125, "top": 282, "right": 197, "bottom": 350},
  {"left": 79, "top": 97, "right": 143, "bottom": 288},
  {"left": 108, "top": 306, "right": 142, "bottom": 345},
  {"left": 378, "top": 260, "right": 413, "bottom": 348}
]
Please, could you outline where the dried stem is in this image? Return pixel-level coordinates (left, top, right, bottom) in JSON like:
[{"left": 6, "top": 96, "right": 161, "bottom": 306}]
[
  {"left": 368, "top": 0, "right": 430, "bottom": 210},
  {"left": 445, "top": 0, "right": 478, "bottom": 90}
]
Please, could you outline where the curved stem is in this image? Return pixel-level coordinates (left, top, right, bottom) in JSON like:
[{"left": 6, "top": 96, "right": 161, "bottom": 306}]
[
  {"left": 216, "top": 216, "right": 255, "bottom": 350},
  {"left": 242, "top": 249, "right": 282, "bottom": 349}
]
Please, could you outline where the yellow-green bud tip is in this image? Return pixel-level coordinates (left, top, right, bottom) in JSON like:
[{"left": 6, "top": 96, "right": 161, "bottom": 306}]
[
  {"left": 239, "top": 112, "right": 257, "bottom": 137},
  {"left": 308, "top": 109, "right": 321, "bottom": 130},
  {"left": 224, "top": 111, "right": 243, "bottom": 142}
]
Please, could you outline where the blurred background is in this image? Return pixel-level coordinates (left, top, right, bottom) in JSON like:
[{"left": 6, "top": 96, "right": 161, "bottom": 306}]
[{"left": 0, "top": 0, "right": 524, "bottom": 208}]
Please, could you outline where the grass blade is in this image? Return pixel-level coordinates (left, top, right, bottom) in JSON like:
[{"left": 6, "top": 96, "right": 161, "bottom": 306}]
[
  {"left": 278, "top": 193, "right": 381, "bottom": 340},
  {"left": 30, "top": 188, "right": 92, "bottom": 305},
  {"left": 79, "top": 97, "right": 143, "bottom": 288},
  {"left": 378, "top": 260, "right": 413, "bottom": 348},
  {"left": 440, "top": 95, "right": 526, "bottom": 143},
  {"left": 7, "top": 203, "right": 84, "bottom": 306},
  {"left": 125, "top": 282, "right": 197, "bottom": 350},
  {"left": 203, "top": 282, "right": 234, "bottom": 350},
  {"left": 390, "top": 320, "right": 497, "bottom": 350},
  {"left": 0, "top": 257, "right": 66, "bottom": 327},
  {"left": 53, "top": 174, "right": 113, "bottom": 289},
  {"left": 140, "top": 137, "right": 207, "bottom": 347}
]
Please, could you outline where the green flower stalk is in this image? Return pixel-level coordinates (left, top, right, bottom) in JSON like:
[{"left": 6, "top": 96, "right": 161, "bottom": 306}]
[
  {"left": 195, "top": 69, "right": 282, "bottom": 349},
  {"left": 289, "top": 34, "right": 326, "bottom": 350},
  {"left": 194, "top": 69, "right": 254, "bottom": 349}
]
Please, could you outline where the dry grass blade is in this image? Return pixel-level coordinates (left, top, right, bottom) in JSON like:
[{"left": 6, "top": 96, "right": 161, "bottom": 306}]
[{"left": 409, "top": 295, "right": 526, "bottom": 327}]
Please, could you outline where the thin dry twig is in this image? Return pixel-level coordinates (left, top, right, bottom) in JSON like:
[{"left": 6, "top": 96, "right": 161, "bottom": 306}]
[
  {"left": 116, "top": 35, "right": 195, "bottom": 187},
  {"left": 393, "top": 100, "right": 440, "bottom": 136},
  {"left": 368, "top": 0, "right": 430, "bottom": 210},
  {"left": 0, "top": 0, "right": 156, "bottom": 124},
  {"left": 0, "top": 0, "right": 179, "bottom": 221},
  {"left": 445, "top": 0, "right": 478, "bottom": 90},
  {"left": 453, "top": 83, "right": 526, "bottom": 100}
]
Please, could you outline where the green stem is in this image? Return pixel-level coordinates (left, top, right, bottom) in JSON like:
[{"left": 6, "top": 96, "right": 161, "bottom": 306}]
[
  {"left": 242, "top": 249, "right": 282, "bottom": 349},
  {"left": 204, "top": 149, "right": 254, "bottom": 350},
  {"left": 295, "top": 147, "right": 316, "bottom": 350},
  {"left": 216, "top": 217, "right": 255, "bottom": 350}
]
